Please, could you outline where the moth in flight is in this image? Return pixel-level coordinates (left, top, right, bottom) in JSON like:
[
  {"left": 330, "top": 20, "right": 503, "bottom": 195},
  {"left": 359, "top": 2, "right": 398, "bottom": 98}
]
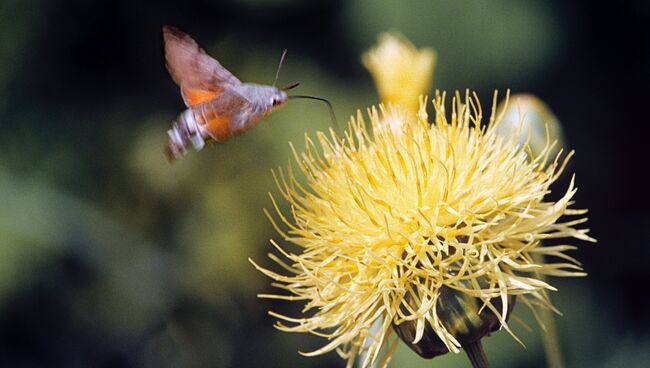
[{"left": 162, "top": 25, "right": 334, "bottom": 162}]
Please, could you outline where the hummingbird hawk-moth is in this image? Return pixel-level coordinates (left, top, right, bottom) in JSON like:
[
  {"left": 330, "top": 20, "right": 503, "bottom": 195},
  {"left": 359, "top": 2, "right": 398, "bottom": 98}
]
[{"left": 162, "top": 25, "right": 293, "bottom": 161}]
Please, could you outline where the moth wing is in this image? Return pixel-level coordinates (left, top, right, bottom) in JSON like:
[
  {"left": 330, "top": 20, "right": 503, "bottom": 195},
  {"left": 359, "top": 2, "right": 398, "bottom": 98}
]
[
  {"left": 163, "top": 25, "right": 242, "bottom": 106},
  {"left": 180, "top": 86, "right": 219, "bottom": 107},
  {"left": 202, "top": 90, "right": 254, "bottom": 141}
]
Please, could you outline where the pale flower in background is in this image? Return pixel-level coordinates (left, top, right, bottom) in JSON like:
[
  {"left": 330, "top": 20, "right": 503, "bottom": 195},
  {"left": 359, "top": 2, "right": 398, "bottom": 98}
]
[
  {"left": 496, "top": 94, "right": 566, "bottom": 160},
  {"left": 362, "top": 32, "right": 436, "bottom": 115}
]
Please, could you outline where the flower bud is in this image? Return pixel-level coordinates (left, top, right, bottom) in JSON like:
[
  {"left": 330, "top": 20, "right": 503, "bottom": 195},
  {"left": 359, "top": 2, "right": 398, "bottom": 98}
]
[
  {"left": 393, "top": 283, "right": 516, "bottom": 359},
  {"left": 495, "top": 94, "right": 566, "bottom": 160}
]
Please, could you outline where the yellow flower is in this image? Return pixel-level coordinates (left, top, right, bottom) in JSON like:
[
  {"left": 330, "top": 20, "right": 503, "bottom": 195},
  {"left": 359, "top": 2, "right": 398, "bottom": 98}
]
[
  {"left": 253, "top": 91, "right": 594, "bottom": 367},
  {"left": 363, "top": 33, "right": 436, "bottom": 114}
]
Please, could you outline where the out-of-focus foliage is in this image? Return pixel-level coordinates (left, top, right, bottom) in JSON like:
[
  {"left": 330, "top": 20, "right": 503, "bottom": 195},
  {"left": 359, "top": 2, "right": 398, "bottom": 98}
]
[{"left": 0, "top": 0, "right": 647, "bottom": 367}]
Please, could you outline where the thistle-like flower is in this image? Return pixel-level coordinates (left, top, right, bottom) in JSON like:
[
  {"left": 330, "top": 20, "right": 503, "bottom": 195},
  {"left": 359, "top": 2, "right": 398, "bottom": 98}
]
[
  {"left": 252, "top": 90, "right": 594, "bottom": 367},
  {"left": 252, "top": 32, "right": 593, "bottom": 368}
]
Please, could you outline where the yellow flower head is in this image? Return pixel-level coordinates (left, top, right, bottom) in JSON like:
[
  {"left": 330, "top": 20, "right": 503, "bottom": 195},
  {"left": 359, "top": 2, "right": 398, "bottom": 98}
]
[
  {"left": 253, "top": 92, "right": 594, "bottom": 367},
  {"left": 363, "top": 33, "right": 436, "bottom": 114}
]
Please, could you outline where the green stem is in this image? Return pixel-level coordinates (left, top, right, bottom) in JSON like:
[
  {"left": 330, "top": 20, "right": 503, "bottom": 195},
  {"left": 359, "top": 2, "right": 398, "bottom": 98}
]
[
  {"left": 540, "top": 296, "right": 565, "bottom": 368},
  {"left": 463, "top": 339, "right": 489, "bottom": 368},
  {"left": 533, "top": 253, "right": 565, "bottom": 368}
]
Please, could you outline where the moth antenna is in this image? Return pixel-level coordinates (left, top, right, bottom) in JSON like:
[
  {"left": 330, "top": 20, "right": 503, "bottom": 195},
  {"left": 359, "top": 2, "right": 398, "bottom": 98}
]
[
  {"left": 273, "top": 49, "right": 288, "bottom": 87},
  {"left": 289, "top": 95, "right": 339, "bottom": 130},
  {"left": 283, "top": 82, "right": 300, "bottom": 91}
]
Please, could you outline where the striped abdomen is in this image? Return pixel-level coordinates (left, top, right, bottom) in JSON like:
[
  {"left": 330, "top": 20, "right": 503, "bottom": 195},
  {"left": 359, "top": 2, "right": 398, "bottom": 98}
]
[
  {"left": 165, "top": 108, "right": 207, "bottom": 162},
  {"left": 165, "top": 97, "right": 260, "bottom": 162}
]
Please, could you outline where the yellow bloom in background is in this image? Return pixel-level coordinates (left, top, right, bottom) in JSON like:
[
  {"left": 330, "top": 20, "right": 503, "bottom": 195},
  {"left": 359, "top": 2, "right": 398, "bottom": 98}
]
[
  {"left": 253, "top": 91, "right": 594, "bottom": 367},
  {"left": 363, "top": 33, "right": 436, "bottom": 114}
]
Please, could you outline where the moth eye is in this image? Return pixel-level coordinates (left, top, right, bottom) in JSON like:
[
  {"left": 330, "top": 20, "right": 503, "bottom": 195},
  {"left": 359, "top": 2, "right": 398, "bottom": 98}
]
[{"left": 272, "top": 98, "right": 279, "bottom": 106}]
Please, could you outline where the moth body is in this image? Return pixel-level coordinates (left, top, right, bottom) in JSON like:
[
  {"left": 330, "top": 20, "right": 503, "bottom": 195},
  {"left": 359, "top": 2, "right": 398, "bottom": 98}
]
[
  {"left": 234, "top": 83, "right": 289, "bottom": 117},
  {"left": 162, "top": 25, "right": 291, "bottom": 162}
]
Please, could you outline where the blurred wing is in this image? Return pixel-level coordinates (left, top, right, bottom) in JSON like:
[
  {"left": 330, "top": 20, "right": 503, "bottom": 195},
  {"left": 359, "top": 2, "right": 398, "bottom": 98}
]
[
  {"left": 202, "top": 90, "right": 254, "bottom": 141},
  {"left": 163, "top": 25, "right": 241, "bottom": 106},
  {"left": 180, "top": 86, "right": 219, "bottom": 107}
]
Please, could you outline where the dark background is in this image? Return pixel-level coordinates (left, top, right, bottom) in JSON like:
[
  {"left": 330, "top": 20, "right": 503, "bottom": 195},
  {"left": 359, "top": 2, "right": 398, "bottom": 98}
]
[{"left": 0, "top": 0, "right": 648, "bottom": 367}]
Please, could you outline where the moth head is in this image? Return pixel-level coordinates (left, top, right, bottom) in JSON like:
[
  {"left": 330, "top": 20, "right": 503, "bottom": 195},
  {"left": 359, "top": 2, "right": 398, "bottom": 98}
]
[{"left": 268, "top": 88, "right": 289, "bottom": 112}]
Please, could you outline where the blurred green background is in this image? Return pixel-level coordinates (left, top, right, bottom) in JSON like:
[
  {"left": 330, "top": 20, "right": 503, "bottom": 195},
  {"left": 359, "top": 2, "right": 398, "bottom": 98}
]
[{"left": 0, "top": 0, "right": 648, "bottom": 367}]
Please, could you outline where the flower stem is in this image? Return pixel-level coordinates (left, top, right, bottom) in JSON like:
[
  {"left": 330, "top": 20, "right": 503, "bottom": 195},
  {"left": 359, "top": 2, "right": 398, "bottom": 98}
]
[
  {"left": 533, "top": 253, "right": 565, "bottom": 368},
  {"left": 540, "top": 306, "right": 564, "bottom": 368},
  {"left": 463, "top": 339, "right": 489, "bottom": 368}
]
